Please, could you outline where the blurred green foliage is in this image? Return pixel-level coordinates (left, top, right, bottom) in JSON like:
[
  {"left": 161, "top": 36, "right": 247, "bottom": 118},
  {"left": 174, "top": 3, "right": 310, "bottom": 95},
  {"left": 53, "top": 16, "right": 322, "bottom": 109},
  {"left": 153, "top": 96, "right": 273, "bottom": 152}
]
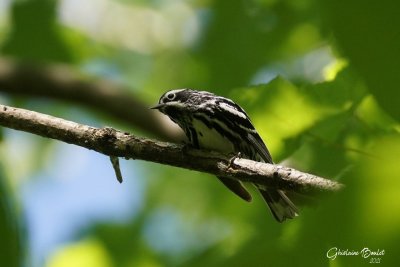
[
  {"left": 2, "top": 0, "right": 75, "bottom": 62},
  {"left": 0, "top": 0, "right": 400, "bottom": 267},
  {"left": 0, "top": 166, "right": 22, "bottom": 267},
  {"left": 321, "top": 0, "right": 400, "bottom": 121}
]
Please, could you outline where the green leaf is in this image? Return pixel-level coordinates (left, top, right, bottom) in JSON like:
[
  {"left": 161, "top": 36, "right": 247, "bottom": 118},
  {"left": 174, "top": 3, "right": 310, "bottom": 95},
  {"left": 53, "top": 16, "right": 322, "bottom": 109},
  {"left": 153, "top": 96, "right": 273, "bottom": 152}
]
[
  {"left": 321, "top": 0, "right": 400, "bottom": 121},
  {"left": 230, "top": 69, "right": 367, "bottom": 161}
]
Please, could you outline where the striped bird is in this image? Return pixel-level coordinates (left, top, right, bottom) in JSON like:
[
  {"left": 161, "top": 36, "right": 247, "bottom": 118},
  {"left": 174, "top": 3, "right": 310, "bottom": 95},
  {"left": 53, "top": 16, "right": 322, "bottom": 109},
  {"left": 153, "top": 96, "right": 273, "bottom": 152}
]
[{"left": 152, "top": 89, "right": 298, "bottom": 222}]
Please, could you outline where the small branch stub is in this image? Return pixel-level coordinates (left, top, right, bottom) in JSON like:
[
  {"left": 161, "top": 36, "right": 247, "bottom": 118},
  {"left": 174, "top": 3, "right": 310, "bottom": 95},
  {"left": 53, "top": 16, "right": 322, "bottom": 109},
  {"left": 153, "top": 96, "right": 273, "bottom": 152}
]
[{"left": 110, "top": 156, "right": 123, "bottom": 183}]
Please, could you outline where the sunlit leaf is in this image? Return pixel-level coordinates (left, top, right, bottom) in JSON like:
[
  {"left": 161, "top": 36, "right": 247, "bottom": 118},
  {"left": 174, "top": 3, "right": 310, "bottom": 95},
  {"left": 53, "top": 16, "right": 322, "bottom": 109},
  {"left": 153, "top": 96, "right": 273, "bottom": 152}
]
[
  {"left": 230, "top": 69, "right": 367, "bottom": 161},
  {"left": 47, "top": 239, "right": 113, "bottom": 267}
]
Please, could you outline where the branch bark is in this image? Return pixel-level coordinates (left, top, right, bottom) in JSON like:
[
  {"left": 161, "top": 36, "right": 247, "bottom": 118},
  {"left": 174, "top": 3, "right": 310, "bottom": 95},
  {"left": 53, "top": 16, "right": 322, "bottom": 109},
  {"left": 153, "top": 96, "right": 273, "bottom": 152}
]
[
  {"left": 0, "top": 104, "right": 343, "bottom": 195},
  {"left": 0, "top": 58, "right": 182, "bottom": 141}
]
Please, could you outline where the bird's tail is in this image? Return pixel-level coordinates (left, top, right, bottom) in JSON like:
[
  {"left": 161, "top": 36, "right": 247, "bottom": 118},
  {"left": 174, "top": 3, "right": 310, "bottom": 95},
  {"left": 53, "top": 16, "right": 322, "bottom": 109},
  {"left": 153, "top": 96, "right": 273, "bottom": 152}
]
[
  {"left": 258, "top": 188, "right": 299, "bottom": 222},
  {"left": 217, "top": 176, "right": 252, "bottom": 202}
]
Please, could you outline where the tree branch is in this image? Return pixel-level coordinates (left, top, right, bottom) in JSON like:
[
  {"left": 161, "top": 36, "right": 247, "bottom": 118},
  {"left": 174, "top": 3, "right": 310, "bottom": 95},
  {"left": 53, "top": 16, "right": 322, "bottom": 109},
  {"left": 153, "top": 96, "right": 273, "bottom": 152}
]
[
  {"left": 0, "top": 58, "right": 182, "bottom": 141},
  {"left": 0, "top": 104, "right": 343, "bottom": 195}
]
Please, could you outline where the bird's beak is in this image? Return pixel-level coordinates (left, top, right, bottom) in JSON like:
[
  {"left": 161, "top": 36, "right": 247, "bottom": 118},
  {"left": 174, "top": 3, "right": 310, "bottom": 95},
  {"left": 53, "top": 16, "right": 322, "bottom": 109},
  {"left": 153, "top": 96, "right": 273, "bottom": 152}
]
[{"left": 150, "top": 103, "right": 165, "bottom": 110}]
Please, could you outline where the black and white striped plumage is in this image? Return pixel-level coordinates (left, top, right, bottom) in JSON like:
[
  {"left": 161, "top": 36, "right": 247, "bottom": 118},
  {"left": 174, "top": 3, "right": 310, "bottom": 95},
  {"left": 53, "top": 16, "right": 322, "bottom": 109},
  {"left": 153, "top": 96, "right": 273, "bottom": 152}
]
[{"left": 152, "top": 89, "right": 298, "bottom": 222}]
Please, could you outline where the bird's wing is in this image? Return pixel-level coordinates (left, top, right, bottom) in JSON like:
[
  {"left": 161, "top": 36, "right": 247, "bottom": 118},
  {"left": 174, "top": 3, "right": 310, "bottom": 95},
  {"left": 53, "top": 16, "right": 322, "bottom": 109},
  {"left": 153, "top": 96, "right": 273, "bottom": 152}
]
[{"left": 246, "top": 133, "right": 273, "bottom": 163}]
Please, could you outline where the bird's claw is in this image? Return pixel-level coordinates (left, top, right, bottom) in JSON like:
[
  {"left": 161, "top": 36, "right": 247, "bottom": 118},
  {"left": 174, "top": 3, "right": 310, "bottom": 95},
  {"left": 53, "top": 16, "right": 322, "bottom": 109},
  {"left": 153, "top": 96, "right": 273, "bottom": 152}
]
[{"left": 228, "top": 152, "right": 241, "bottom": 168}]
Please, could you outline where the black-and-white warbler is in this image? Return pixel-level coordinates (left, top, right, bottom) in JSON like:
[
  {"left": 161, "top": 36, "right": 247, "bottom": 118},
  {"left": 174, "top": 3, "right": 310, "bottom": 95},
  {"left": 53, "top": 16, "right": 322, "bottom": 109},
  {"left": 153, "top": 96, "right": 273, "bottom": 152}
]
[{"left": 152, "top": 89, "right": 298, "bottom": 222}]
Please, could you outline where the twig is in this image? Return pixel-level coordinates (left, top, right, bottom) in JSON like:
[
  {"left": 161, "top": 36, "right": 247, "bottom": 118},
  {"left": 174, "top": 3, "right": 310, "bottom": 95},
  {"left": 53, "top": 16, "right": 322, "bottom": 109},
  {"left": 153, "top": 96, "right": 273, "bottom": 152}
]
[
  {"left": 110, "top": 155, "right": 123, "bottom": 183},
  {"left": 0, "top": 104, "right": 343, "bottom": 195}
]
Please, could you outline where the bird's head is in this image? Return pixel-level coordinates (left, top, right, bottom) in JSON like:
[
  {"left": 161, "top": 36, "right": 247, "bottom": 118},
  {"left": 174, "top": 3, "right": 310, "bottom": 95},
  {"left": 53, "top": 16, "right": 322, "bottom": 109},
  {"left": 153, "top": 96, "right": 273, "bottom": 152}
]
[{"left": 151, "top": 89, "right": 213, "bottom": 114}]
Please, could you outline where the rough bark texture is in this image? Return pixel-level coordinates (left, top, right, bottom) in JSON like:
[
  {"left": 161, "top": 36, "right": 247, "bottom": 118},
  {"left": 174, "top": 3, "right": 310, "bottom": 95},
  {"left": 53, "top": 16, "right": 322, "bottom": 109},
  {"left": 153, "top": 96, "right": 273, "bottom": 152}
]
[{"left": 0, "top": 104, "right": 343, "bottom": 195}]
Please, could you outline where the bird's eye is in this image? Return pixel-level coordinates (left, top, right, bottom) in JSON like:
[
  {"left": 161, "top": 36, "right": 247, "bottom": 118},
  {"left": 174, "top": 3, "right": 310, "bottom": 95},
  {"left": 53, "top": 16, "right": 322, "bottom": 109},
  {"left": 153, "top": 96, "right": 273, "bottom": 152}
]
[{"left": 166, "top": 93, "right": 175, "bottom": 100}]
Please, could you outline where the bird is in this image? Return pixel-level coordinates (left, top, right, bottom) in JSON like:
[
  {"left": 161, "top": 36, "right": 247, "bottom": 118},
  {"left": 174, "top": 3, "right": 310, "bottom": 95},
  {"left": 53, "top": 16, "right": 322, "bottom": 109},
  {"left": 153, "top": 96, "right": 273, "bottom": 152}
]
[{"left": 151, "top": 89, "right": 298, "bottom": 222}]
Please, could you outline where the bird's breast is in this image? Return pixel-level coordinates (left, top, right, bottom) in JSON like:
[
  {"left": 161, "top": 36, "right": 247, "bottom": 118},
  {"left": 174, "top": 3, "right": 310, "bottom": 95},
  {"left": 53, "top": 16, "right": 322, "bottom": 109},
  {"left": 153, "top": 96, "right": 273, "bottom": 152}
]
[{"left": 191, "top": 117, "right": 236, "bottom": 154}]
